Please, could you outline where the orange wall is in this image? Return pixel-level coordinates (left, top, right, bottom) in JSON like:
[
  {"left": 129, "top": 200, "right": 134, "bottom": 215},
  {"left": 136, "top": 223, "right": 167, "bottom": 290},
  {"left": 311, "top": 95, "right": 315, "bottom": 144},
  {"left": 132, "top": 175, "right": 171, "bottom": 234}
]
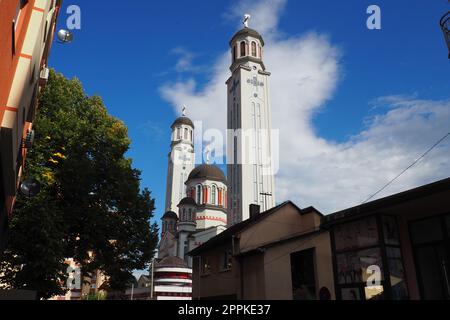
[{"left": 0, "top": 0, "right": 35, "bottom": 124}]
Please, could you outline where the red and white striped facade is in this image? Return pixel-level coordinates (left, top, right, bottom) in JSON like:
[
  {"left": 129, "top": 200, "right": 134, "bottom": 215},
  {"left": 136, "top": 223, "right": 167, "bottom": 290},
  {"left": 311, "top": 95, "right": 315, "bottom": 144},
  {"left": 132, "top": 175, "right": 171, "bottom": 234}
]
[{"left": 154, "top": 258, "right": 193, "bottom": 300}]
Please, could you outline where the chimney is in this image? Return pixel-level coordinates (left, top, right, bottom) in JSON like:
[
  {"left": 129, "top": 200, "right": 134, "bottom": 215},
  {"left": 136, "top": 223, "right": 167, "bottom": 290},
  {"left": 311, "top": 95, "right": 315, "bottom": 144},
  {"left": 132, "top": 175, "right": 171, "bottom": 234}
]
[{"left": 249, "top": 204, "right": 260, "bottom": 219}]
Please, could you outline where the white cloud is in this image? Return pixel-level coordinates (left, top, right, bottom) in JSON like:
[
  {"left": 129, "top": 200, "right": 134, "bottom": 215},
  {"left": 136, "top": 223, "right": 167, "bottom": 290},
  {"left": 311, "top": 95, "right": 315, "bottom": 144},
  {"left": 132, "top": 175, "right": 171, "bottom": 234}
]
[{"left": 160, "top": 0, "right": 450, "bottom": 214}]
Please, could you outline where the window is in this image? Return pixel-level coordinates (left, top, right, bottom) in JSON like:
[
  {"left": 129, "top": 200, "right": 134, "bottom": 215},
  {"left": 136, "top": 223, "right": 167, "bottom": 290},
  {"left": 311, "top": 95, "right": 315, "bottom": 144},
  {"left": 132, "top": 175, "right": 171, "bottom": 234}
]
[
  {"left": 336, "top": 248, "right": 383, "bottom": 285},
  {"left": 188, "top": 208, "right": 192, "bottom": 221},
  {"left": 212, "top": 185, "right": 217, "bottom": 205},
  {"left": 220, "top": 250, "right": 233, "bottom": 271},
  {"left": 290, "top": 249, "right": 316, "bottom": 300},
  {"left": 382, "top": 216, "right": 400, "bottom": 246},
  {"left": 332, "top": 215, "right": 409, "bottom": 300},
  {"left": 176, "top": 127, "right": 181, "bottom": 140},
  {"left": 196, "top": 185, "right": 202, "bottom": 204},
  {"left": 201, "top": 257, "right": 211, "bottom": 275},
  {"left": 233, "top": 45, "right": 237, "bottom": 62},
  {"left": 251, "top": 41, "right": 257, "bottom": 57},
  {"left": 240, "top": 41, "right": 246, "bottom": 57},
  {"left": 190, "top": 130, "right": 193, "bottom": 142},
  {"left": 334, "top": 216, "right": 379, "bottom": 251},
  {"left": 410, "top": 217, "right": 443, "bottom": 245},
  {"left": 184, "top": 128, "right": 188, "bottom": 140}
]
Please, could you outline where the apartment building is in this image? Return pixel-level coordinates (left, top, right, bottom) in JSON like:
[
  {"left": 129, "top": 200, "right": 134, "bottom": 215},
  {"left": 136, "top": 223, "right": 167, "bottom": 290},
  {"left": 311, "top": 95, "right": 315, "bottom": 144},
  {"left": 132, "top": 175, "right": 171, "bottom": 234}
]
[{"left": 0, "top": 0, "right": 61, "bottom": 250}]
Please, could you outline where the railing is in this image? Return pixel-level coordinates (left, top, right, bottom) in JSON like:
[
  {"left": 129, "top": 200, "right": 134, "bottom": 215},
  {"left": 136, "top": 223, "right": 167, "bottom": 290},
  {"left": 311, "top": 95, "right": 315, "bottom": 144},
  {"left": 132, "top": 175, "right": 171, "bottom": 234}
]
[{"left": 440, "top": 11, "right": 450, "bottom": 59}]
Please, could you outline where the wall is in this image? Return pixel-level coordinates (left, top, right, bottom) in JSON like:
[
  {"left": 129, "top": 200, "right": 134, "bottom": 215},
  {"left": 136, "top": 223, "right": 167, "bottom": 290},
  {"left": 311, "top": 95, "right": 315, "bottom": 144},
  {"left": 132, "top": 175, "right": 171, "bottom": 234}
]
[
  {"left": 263, "top": 231, "right": 335, "bottom": 300},
  {"left": 192, "top": 242, "right": 239, "bottom": 299},
  {"left": 0, "top": 0, "right": 59, "bottom": 243}
]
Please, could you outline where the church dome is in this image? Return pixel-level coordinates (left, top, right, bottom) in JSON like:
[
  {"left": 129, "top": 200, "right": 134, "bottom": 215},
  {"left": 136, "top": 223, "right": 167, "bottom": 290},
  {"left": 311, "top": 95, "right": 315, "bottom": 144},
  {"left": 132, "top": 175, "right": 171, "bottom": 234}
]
[
  {"left": 230, "top": 27, "right": 265, "bottom": 46},
  {"left": 178, "top": 197, "right": 197, "bottom": 206},
  {"left": 171, "top": 116, "right": 194, "bottom": 129},
  {"left": 188, "top": 164, "right": 226, "bottom": 183},
  {"left": 162, "top": 211, "right": 178, "bottom": 220}
]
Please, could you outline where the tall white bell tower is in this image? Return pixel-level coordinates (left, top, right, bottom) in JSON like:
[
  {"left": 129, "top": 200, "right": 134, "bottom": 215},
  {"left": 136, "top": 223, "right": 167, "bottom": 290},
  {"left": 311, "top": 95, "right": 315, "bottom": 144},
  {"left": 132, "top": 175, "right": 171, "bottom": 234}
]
[
  {"left": 165, "top": 106, "right": 196, "bottom": 214},
  {"left": 226, "top": 16, "right": 276, "bottom": 225}
]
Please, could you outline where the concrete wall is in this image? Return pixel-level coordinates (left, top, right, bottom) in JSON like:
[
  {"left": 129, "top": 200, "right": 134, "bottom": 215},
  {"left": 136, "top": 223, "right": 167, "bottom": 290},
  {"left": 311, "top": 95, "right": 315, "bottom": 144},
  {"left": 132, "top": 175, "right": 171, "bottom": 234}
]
[
  {"left": 263, "top": 231, "right": 335, "bottom": 300},
  {"left": 192, "top": 242, "right": 239, "bottom": 300}
]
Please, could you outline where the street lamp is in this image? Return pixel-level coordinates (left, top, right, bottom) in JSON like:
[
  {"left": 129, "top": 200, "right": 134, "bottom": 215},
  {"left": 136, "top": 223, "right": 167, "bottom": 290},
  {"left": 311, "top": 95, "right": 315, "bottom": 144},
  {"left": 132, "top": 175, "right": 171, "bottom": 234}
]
[
  {"left": 56, "top": 29, "right": 74, "bottom": 43},
  {"left": 440, "top": 11, "right": 450, "bottom": 59},
  {"left": 20, "top": 179, "right": 41, "bottom": 198}
]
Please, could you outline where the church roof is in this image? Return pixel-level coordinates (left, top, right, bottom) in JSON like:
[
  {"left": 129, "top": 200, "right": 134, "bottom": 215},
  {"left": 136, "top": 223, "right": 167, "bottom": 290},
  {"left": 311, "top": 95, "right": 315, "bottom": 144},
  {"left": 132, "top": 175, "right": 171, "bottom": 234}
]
[
  {"left": 155, "top": 256, "right": 188, "bottom": 269},
  {"left": 229, "top": 27, "right": 265, "bottom": 46},
  {"left": 178, "top": 197, "right": 197, "bottom": 206},
  {"left": 162, "top": 211, "right": 178, "bottom": 220},
  {"left": 171, "top": 116, "right": 194, "bottom": 129},
  {"left": 187, "top": 164, "right": 226, "bottom": 183}
]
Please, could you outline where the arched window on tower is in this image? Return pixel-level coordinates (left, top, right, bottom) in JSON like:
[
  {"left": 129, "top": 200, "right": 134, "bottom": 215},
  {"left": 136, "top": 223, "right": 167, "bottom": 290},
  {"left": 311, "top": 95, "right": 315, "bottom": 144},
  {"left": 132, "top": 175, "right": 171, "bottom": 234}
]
[
  {"left": 251, "top": 41, "right": 257, "bottom": 57},
  {"left": 188, "top": 208, "right": 192, "bottom": 221},
  {"left": 177, "top": 127, "right": 181, "bottom": 140},
  {"left": 240, "top": 41, "right": 246, "bottom": 57},
  {"left": 184, "top": 128, "right": 188, "bottom": 140},
  {"left": 196, "top": 185, "right": 202, "bottom": 204},
  {"left": 212, "top": 185, "right": 217, "bottom": 205},
  {"left": 233, "top": 45, "right": 237, "bottom": 62},
  {"left": 190, "top": 130, "right": 193, "bottom": 142}
]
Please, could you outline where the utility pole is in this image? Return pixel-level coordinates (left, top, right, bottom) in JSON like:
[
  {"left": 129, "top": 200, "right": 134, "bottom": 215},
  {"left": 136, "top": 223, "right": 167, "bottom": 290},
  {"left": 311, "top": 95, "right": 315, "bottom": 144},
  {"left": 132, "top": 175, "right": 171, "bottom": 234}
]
[{"left": 150, "top": 257, "right": 155, "bottom": 300}]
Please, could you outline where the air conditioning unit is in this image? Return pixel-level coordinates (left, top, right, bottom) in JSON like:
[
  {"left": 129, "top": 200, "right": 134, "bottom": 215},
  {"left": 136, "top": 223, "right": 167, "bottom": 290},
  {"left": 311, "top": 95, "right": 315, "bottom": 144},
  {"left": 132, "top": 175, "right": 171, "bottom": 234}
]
[{"left": 39, "top": 67, "right": 50, "bottom": 86}]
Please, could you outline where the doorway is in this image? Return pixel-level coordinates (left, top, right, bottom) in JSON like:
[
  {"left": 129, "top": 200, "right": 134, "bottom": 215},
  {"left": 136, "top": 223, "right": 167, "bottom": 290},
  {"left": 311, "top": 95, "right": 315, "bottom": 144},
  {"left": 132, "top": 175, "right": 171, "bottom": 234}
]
[{"left": 410, "top": 215, "right": 450, "bottom": 300}]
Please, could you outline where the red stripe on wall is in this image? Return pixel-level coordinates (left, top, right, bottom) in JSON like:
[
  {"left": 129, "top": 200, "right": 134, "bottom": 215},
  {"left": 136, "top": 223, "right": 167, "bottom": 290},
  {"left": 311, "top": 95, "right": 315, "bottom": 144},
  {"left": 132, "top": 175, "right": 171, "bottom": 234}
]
[
  {"left": 1, "top": 106, "right": 18, "bottom": 112},
  {"left": 32, "top": 6, "right": 45, "bottom": 13}
]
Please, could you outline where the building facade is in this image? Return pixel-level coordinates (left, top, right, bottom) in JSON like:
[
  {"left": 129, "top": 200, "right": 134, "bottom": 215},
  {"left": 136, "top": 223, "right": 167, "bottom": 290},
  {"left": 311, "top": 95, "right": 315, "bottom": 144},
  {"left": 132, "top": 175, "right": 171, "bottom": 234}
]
[
  {"left": 0, "top": 0, "right": 61, "bottom": 250},
  {"left": 323, "top": 177, "right": 450, "bottom": 300},
  {"left": 227, "top": 22, "right": 276, "bottom": 226},
  {"left": 190, "top": 178, "right": 450, "bottom": 300},
  {"left": 189, "top": 202, "right": 335, "bottom": 300}
]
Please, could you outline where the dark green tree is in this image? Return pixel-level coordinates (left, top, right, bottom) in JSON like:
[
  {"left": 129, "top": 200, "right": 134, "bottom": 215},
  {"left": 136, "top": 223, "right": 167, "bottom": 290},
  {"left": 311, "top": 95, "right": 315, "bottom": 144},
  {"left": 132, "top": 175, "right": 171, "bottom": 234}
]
[{"left": 0, "top": 70, "right": 159, "bottom": 299}]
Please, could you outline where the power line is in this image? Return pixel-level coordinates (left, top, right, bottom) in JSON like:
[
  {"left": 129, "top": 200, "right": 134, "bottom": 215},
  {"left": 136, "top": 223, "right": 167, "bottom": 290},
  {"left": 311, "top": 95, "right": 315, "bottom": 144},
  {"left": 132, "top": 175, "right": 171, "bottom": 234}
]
[{"left": 362, "top": 132, "right": 450, "bottom": 204}]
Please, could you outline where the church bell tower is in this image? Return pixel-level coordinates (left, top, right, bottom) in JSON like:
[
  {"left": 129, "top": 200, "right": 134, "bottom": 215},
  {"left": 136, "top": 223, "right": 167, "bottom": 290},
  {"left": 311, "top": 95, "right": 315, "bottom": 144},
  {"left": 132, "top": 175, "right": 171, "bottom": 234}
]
[
  {"left": 165, "top": 106, "right": 196, "bottom": 214},
  {"left": 227, "top": 15, "right": 276, "bottom": 225}
]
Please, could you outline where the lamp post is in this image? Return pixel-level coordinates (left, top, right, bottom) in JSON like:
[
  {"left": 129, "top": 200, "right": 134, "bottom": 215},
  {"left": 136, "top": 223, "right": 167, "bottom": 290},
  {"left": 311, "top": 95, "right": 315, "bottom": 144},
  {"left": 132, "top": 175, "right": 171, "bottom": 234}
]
[{"left": 440, "top": 11, "right": 450, "bottom": 59}]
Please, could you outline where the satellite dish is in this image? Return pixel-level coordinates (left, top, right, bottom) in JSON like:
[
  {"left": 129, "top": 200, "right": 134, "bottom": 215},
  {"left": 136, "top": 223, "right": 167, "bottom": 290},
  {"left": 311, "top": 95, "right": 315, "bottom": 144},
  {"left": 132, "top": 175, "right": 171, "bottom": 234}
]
[
  {"left": 57, "top": 29, "right": 74, "bottom": 43},
  {"left": 20, "top": 179, "right": 41, "bottom": 198}
]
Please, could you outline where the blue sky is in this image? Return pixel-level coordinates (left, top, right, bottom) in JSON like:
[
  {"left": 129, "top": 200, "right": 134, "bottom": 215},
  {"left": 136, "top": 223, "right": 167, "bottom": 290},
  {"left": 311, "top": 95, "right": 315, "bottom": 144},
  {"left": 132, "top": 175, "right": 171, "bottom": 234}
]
[{"left": 49, "top": 0, "right": 450, "bottom": 228}]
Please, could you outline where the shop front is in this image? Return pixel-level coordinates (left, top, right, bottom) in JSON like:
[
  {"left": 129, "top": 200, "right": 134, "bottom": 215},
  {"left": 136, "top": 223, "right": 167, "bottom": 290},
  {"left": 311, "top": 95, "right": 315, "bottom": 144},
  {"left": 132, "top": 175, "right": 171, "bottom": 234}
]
[{"left": 323, "top": 178, "right": 450, "bottom": 300}]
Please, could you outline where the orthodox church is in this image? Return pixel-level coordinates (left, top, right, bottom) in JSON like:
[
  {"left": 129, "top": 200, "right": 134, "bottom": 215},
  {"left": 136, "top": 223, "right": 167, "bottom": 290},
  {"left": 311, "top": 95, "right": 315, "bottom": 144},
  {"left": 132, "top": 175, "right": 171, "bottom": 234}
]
[
  {"left": 155, "top": 15, "right": 277, "bottom": 299},
  {"left": 158, "top": 109, "right": 228, "bottom": 267}
]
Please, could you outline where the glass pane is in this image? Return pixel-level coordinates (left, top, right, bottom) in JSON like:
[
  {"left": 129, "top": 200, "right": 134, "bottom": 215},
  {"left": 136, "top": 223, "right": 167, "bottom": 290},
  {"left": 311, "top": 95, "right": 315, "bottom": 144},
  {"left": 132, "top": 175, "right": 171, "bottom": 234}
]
[
  {"left": 386, "top": 247, "right": 409, "bottom": 300},
  {"left": 410, "top": 217, "right": 443, "bottom": 244},
  {"left": 382, "top": 216, "right": 400, "bottom": 245},
  {"left": 341, "top": 288, "right": 362, "bottom": 300},
  {"left": 334, "top": 216, "right": 379, "bottom": 251},
  {"left": 365, "top": 285, "right": 384, "bottom": 300},
  {"left": 336, "top": 248, "right": 383, "bottom": 285}
]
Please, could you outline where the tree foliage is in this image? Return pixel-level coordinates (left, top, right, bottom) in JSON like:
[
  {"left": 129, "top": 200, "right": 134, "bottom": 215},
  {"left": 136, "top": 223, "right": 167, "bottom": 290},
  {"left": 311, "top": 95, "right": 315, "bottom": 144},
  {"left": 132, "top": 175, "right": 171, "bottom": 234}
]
[{"left": 0, "top": 70, "right": 159, "bottom": 299}]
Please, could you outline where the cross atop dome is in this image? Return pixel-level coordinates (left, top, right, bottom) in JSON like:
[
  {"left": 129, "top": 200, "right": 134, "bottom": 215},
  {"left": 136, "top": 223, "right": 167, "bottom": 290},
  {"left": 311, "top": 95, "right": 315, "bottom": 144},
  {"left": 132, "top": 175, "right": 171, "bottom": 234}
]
[
  {"left": 243, "top": 14, "right": 251, "bottom": 28},
  {"left": 182, "top": 104, "right": 187, "bottom": 117}
]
